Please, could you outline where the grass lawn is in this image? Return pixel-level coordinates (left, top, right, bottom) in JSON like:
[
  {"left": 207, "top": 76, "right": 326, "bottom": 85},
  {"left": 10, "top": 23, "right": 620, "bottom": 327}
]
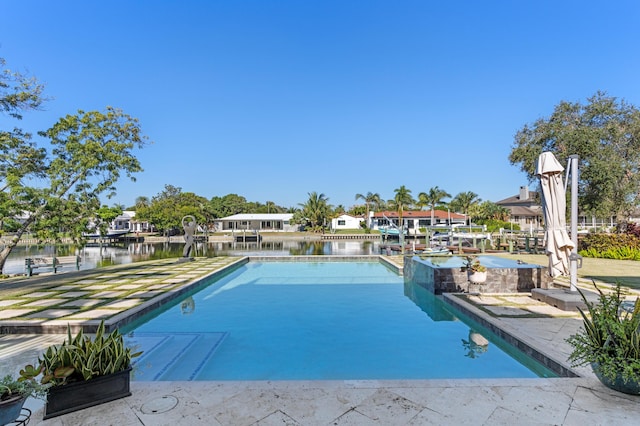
[{"left": 489, "top": 252, "right": 640, "bottom": 290}]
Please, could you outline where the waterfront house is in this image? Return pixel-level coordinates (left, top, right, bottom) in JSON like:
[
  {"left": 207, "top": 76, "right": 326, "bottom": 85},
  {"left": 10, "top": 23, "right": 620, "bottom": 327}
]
[
  {"left": 213, "top": 213, "right": 299, "bottom": 232},
  {"left": 331, "top": 214, "right": 363, "bottom": 231},
  {"left": 496, "top": 186, "right": 543, "bottom": 231}
]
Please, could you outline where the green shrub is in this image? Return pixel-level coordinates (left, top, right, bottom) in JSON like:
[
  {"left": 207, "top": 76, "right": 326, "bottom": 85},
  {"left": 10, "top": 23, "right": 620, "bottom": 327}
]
[
  {"left": 579, "top": 233, "right": 640, "bottom": 259},
  {"left": 475, "top": 219, "right": 519, "bottom": 232}
]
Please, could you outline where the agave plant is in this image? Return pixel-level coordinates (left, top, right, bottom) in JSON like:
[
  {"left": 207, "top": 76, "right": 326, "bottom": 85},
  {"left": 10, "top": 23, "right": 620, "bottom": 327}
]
[{"left": 20, "top": 320, "right": 142, "bottom": 386}]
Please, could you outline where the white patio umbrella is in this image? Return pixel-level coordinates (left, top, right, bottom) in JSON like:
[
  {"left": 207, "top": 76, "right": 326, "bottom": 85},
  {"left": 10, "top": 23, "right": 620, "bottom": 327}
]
[{"left": 536, "top": 152, "right": 575, "bottom": 277}]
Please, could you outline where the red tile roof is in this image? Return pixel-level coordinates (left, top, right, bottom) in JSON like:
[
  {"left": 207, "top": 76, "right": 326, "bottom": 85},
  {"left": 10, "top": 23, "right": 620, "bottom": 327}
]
[{"left": 372, "top": 210, "right": 466, "bottom": 220}]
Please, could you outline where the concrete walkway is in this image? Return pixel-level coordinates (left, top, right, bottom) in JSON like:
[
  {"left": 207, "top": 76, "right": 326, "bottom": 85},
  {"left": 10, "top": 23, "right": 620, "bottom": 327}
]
[{"left": 1, "top": 257, "right": 639, "bottom": 425}]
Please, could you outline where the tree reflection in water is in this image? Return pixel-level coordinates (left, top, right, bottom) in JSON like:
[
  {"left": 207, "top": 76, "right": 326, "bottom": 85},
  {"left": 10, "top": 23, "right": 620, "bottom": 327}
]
[{"left": 289, "top": 242, "right": 327, "bottom": 255}]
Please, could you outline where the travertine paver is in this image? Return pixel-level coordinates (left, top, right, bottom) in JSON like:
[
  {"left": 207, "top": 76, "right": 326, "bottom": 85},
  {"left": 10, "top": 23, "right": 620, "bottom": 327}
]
[
  {"left": 482, "top": 306, "right": 531, "bottom": 316},
  {"left": 23, "top": 291, "right": 59, "bottom": 298},
  {"left": 468, "top": 295, "right": 504, "bottom": 305},
  {"left": 56, "top": 291, "right": 91, "bottom": 298},
  {"left": 103, "top": 299, "right": 144, "bottom": 309},
  {"left": 23, "top": 299, "right": 67, "bottom": 307},
  {"left": 0, "top": 300, "right": 21, "bottom": 307},
  {"left": 129, "top": 290, "right": 163, "bottom": 298},
  {"left": 527, "top": 304, "right": 578, "bottom": 316},
  {"left": 75, "top": 279, "right": 100, "bottom": 284},
  {"left": 56, "top": 285, "right": 83, "bottom": 290},
  {"left": 117, "top": 284, "right": 146, "bottom": 290},
  {"left": 163, "top": 278, "right": 187, "bottom": 283},
  {"left": 502, "top": 295, "right": 543, "bottom": 305},
  {"left": 93, "top": 290, "right": 129, "bottom": 298},
  {"left": 26, "top": 309, "right": 77, "bottom": 318},
  {"left": 84, "top": 284, "right": 113, "bottom": 290},
  {"left": 0, "top": 309, "right": 35, "bottom": 319},
  {"left": 60, "top": 299, "right": 104, "bottom": 308}
]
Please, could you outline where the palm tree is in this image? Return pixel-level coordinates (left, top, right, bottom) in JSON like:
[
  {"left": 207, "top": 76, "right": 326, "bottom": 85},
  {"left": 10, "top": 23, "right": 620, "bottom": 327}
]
[
  {"left": 416, "top": 192, "right": 429, "bottom": 210},
  {"left": 478, "top": 201, "right": 511, "bottom": 222},
  {"left": 390, "top": 185, "right": 414, "bottom": 231},
  {"left": 355, "top": 191, "right": 381, "bottom": 229},
  {"left": 265, "top": 200, "right": 275, "bottom": 214},
  {"left": 418, "top": 186, "right": 451, "bottom": 226},
  {"left": 298, "top": 192, "right": 330, "bottom": 232},
  {"left": 450, "top": 191, "right": 481, "bottom": 225},
  {"left": 134, "top": 196, "right": 150, "bottom": 210}
]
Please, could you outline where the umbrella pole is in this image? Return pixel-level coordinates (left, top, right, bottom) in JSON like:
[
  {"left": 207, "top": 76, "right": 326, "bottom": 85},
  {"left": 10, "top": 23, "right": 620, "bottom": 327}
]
[{"left": 569, "top": 155, "right": 579, "bottom": 292}]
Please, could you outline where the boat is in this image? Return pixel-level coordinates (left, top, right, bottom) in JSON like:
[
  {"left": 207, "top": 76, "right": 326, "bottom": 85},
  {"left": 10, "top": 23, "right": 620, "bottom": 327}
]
[
  {"left": 378, "top": 226, "right": 407, "bottom": 236},
  {"left": 418, "top": 246, "right": 451, "bottom": 255},
  {"left": 82, "top": 229, "right": 131, "bottom": 239}
]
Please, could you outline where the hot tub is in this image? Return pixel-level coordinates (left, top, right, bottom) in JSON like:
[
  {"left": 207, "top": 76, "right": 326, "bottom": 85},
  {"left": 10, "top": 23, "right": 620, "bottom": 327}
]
[{"left": 404, "top": 255, "right": 552, "bottom": 294}]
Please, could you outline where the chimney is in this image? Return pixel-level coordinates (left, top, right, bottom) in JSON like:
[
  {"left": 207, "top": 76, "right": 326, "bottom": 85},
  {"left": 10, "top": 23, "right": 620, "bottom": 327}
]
[{"left": 519, "top": 186, "right": 529, "bottom": 200}]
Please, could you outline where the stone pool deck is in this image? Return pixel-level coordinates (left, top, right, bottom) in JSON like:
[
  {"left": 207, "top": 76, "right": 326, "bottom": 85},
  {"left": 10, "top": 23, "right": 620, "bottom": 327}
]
[{"left": 1, "top": 256, "right": 639, "bottom": 425}]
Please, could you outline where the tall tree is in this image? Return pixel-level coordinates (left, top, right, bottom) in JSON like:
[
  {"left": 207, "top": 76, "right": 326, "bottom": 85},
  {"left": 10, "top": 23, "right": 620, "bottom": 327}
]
[
  {"left": 509, "top": 91, "right": 640, "bottom": 220},
  {"left": 355, "top": 191, "right": 381, "bottom": 229},
  {"left": 136, "top": 185, "right": 210, "bottom": 238},
  {"left": 209, "top": 193, "right": 249, "bottom": 218},
  {"left": 418, "top": 186, "right": 451, "bottom": 226},
  {"left": 450, "top": 191, "right": 481, "bottom": 225},
  {"left": 0, "top": 57, "right": 46, "bottom": 118},
  {"left": 1, "top": 70, "right": 147, "bottom": 273},
  {"left": 390, "top": 185, "right": 414, "bottom": 230}
]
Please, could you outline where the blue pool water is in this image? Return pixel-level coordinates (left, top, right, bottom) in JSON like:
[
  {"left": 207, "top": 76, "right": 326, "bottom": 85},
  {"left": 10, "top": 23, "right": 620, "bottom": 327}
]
[
  {"left": 418, "top": 255, "right": 539, "bottom": 269},
  {"left": 123, "top": 261, "right": 555, "bottom": 381}
]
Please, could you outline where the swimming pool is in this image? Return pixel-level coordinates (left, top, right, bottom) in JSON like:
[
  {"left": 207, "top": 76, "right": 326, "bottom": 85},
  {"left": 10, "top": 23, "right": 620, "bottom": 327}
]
[{"left": 123, "top": 261, "right": 556, "bottom": 381}]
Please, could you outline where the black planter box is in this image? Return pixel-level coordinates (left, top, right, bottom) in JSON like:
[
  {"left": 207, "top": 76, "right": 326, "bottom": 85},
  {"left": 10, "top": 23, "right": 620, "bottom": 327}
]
[{"left": 44, "top": 367, "right": 132, "bottom": 419}]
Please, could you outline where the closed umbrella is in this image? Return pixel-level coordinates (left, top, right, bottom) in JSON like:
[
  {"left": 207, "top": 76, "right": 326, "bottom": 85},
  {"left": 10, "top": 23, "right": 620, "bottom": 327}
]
[{"left": 536, "top": 152, "right": 574, "bottom": 277}]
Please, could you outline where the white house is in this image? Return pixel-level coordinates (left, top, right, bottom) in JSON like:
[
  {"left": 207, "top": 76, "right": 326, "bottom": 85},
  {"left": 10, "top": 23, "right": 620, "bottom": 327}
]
[
  {"left": 331, "top": 214, "right": 363, "bottom": 231},
  {"left": 213, "top": 213, "right": 299, "bottom": 232},
  {"left": 110, "top": 211, "right": 154, "bottom": 233}
]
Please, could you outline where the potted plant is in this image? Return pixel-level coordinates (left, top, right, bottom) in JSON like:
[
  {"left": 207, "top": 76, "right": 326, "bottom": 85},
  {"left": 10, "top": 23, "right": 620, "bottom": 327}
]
[
  {"left": 463, "top": 256, "right": 487, "bottom": 284},
  {"left": 20, "top": 320, "right": 142, "bottom": 419},
  {"left": 566, "top": 282, "right": 640, "bottom": 395},
  {"left": 0, "top": 374, "right": 48, "bottom": 424}
]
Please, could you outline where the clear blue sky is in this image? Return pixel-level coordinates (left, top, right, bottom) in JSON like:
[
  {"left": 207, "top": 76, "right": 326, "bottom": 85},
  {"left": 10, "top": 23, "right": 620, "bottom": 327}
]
[{"left": 2, "top": 1, "right": 639, "bottom": 210}]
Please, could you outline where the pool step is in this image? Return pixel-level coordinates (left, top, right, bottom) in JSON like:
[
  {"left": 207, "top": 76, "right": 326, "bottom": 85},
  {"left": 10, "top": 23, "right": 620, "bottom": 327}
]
[{"left": 125, "top": 332, "right": 228, "bottom": 381}]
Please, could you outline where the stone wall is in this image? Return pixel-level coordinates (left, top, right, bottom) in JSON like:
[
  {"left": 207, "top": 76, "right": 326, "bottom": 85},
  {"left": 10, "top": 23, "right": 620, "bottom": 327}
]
[{"left": 404, "top": 256, "right": 552, "bottom": 294}]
